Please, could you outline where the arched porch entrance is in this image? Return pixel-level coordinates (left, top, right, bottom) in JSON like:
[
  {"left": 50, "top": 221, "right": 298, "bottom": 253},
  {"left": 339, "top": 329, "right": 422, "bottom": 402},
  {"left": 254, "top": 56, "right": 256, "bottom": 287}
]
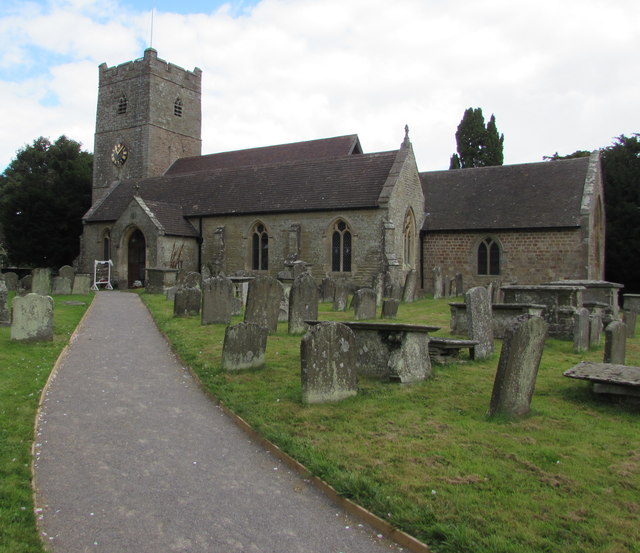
[{"left": 127, "top": 229, "right": 146, "bottom": 288}]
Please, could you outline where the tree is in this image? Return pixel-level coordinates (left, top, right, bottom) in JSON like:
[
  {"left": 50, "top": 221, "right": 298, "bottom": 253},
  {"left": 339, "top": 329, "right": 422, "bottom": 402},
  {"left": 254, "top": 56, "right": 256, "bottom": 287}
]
[
  {"left": 0, "top": 136, "right": 92, "bottom": 268},
  {"left": 449, "top": 107, "right": 504, "bottom": 169}
]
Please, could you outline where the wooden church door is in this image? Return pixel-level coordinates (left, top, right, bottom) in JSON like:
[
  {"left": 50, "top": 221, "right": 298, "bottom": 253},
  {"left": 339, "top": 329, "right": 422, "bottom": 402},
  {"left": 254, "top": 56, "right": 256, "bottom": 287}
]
[{"left": 127, "top": 229, "right": 146, "bottom": 287}]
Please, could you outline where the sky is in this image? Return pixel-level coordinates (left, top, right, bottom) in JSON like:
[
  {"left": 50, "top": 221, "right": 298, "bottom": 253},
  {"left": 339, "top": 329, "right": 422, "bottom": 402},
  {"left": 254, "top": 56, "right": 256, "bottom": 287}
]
[{"left": 0, "top": 0, "right": 638, "bottom": 173}]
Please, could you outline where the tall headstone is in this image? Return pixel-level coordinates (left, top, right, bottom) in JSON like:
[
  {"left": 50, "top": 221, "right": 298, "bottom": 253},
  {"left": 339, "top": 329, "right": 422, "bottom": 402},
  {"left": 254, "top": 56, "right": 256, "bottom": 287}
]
[
  {"left": 201, "top": 274, "right": 234, "bottom": 325},
  {"left": 604, "top": 320, "right": 626, "bottom": 364},
  {"left": 32, "top": 268, "right": 52, "bottom": 296},
  {"left": 402, "top": 269, "right": 417, "bottom": 303},
  {"left": 332, "top": 280, "right": 349, "bottom": 312},
  {"left": 353, "top": 288, "right": 377, "bottom": 320},
  {"left": 222, "top": 322, "right": 268, "bottom": 370},
  {"left": 372, "top": 272, "right": 385, "bottom": 306},
  {"left": 572, "top": 307, "right": 590, "bottom": 353},
  {"left": 455, "top": 273, "right": 464, "bottom": 296},
  {"left": 433, "top": 267, "right": 443, "bottom": 299},
  {"left": 319, "top": 277, "right": 336, "bottom": 303},
  {"left": 624, "top": 310, "right": 637, "bottom": 338},
  {"left": 0, "top": 280, "right": 10, "bottom": 325},
  {"left": 3, "top": 272, "right": 18, "bottom": 291},
  {"left": 173, "top": 272, "right": 202, "bottom": 317},
  {"left": 288, "top": 273, "right": 319, "bottom": 334},
  {"left": 11, "top": 293, "right": 54, "bottom": 342},
  {"left": 300, "top": 322, "right": 357, "bottom": 404},
  {"left": 488, "top": 315, "right": 548, "bottom": 418},
  {"left": 244, "top": 275, "right": 283, "bottom": 333},
  {"left": 589, "top": 312, "right": 603, "bottom": 347},
  {"left": 465, "top": 286, "right": 494, "bottom": 360},
  {"left": 381, "top": 298, "right": 400, "bottom": 319}
]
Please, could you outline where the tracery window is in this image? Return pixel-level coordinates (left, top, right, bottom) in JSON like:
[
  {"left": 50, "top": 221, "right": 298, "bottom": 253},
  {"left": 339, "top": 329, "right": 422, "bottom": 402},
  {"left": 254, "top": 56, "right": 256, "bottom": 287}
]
[
  {"left": 477, "top": 237, "right": 500, "bottom": 275},
  {"left": 252, "top": 223, "right": 269, "bottom": 271},
  {"left": 403, "top": 209, "right": 415, "bottom": 268},
  {"left": 331, "top": 219, "right": 352, "bottom": 272},
  {"left": 117, "top": 95, "right": 128, "bottom": 115},
  {"left": 174, "top": 97, "right": 183, "bottom": 117}
]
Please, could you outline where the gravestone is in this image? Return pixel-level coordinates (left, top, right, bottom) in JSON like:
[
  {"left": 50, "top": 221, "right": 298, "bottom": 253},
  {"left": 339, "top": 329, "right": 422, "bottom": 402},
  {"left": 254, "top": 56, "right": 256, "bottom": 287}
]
[
  {"left": 11, "top": 293, "right": 54, "bottom": 342},
  {"left": 300, "top": 322, "right": 357, "bottom": 404},
  {"left": 372, "top": 272, "right": 385, "bottom": 306},
  {"left": 244, "top": 275, "right": 282, "bottom": 333},
  {"left": 353, "top": 288, "right": 376, "bottom": 320},
  {"left": 488, "top": 315, "right": 548, "bottom": 418},
  {"left": 52, "top": 276, "right": 72, "bottom": 295},
  {"left": 59, "top": 265, "right": 75, "bottom": 286},
  {"left": 572, "top": 307, "right": 590, "bottom": 353},
  {"left": 32, "top": 268, "right": 52, "bottom": 296},
  {"left": 604, "top": 320, "right": 626, "bottom": 364},
  {"left": 381, "top": 298, "right": 400, "bottom": 319},
  {"left": 288, "top": 273, "right": 318, "bottom": 334},
  {"left": 624, "top": 310, "right": 637, "bottom": 338},
  {"left": 72, "top": 274, "right": 92, "bottom": 295},
  {"left": 19, "top": 275, "right": 32, "bottom": 295},
  {"left": 589, "top": 312, "right": 603, "bottom": 347},
  {"left": 465, "top": 286, "right": 494, "bottom": 360},
  {"left": 173, "top": 272, "right": 202, "bottom": 317},
  {"left": 455, "top": 273, "right": 463, "bottom": 296},
  {"left": 201, "top": 274, "right": 234, "bottom": 325},
  {"left": 319, "top": 277, "right": 336, "bottom": 303},
  {"left": 0, "top": 280, "right": 9, "bottom": 325},
  {"left": 222, "top": 322, "right": 268, "bottom": 370},
  {"left": 3, "top": 272, "right": 18, "bottom": 291},
  {"left": 433, "top": 267, "right": 443, "bottom": 299},
  {"left": 402, "top": 269, "right": 417, "bottom": 303},
  {"left": 332, "top": 280, "right": 349, "bottom": 311}
]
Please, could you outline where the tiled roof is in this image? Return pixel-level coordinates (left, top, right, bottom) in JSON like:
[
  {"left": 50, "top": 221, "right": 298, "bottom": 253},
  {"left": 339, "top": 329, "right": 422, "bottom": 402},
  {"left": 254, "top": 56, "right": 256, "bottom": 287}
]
[
  {"left": 142, "top": 200, "right": 199, "bottom": 237},
  {"left": 164, "top": 134, "right": 363, "bottom": 175},
  {"left": 420, "top": 157, "right": 591, "bottom": 232},
  {"left": 86, "top": 150, "right": 398, "bottom": 223}
]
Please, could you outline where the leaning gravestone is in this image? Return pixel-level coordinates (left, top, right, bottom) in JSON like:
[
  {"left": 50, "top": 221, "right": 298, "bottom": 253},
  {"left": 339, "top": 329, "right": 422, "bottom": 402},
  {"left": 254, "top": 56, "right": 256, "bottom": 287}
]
[
  {"left": 0, "top": 280, "right": 10, "bottom": 325},
  {"left": 3, "top": 272, "right": 18, "bottom": 291},
  {"left": 222, "top": 322, "right": 268, "bottom": 370},
  {"left": 72, "top": 274, "right": 92, "bottom": 295},
  {"left": 465, "top": 286, "right": 494, "bottom": 360},
  {"left": 572, "top": 307, "right": 590, "bottom": 353},
  {"left": 604, "top": 320, "right": 626, "bottom": 364},
  {"left": 381, "top": 298, "right": 400, "bottom": 319},
  {"left": 402, "top": 269, "right": 417, "bottom": 303},
  {"left": 488, "top": 314, "right": 548, "bottom": 418},
  {"left": 332, "top": 280, "right": 349, "bottom": 312},
  {"left": 11, "top": 293, "right": 54, "bottom": 342},
  {"left": 32, "top": 268, "right": 52, "bottom": 296},
  {"left": 288, "top": 273, "right": 318, "bottom": 334},
  {"left": 353, "top": 288, "right": 376, "bottom": 320},
  {"left": 173, "top": 272, "right": 202, "bottom": 317},
  {"left": 244, "top": 275, "right": 282, "bottom": 333},
  {"left": 201, "top": 274, "right": 234, "bottom": 325},
  {"left": 300, "top": 322, "right": 357, "bottom": 404},
  {"left": 52, "top": 276, "right": 72, "bottom": 295}
]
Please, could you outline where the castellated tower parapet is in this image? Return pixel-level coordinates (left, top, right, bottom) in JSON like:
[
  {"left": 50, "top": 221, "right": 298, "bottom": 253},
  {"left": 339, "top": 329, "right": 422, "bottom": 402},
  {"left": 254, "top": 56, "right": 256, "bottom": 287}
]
[{"left": 92, "top": 48, "right": 202, "bottom": 203}]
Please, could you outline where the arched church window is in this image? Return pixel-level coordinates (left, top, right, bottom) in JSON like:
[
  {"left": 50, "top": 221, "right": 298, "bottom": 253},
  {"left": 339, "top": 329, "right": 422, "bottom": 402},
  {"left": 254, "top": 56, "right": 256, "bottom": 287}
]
[
  {"left": 331, "top": 220, "right": 352, "bottom": 272},
  {"left": 117, "top": 95, "right": 127, "bottom": 115},
  {"left": 174, "top": 97, "right": 183, "bottom": 117},
  {"left": 477, "top": 238, "right": 500, "bottom": 275},
  {"left": 103, "top": 229, "right": 111, "bottom": 260},
  {"left": 403, "top": 209, "right": 415, "bottom": 268},
  {"left": 252, "top": 223, "right": 269, "bottom": 271}
]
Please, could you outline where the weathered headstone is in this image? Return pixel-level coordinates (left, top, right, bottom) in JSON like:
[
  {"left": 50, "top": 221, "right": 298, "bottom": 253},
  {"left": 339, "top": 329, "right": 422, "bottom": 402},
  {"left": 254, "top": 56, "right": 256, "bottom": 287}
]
[
  {"left": 32, "top": 268, "right": 52, "bottom": 296},
  {"left": 319, "top": 277, "right": 336, "bottom": 303},
  {"left": 465, "top": 286, "right": 494, "bottom": 360},
  {"left": 402, "top": 269, "right": 417, "bottom": 303},
  {"left": 52, "top": 276, "right": 72, "bottom": 295},
  {"left": 372, "top": 272, "right": 385, "bottom": 306},
  {"left": 288, "top": 273, "right": 318, "bottom": 334},
  {"left": 71, "top": 274, "right": 92, "bottom": 295},
  {"left": 3, "top": 272, "right": 18, "bottom": 291},
  {"left": 488, "top": 315, "right": 548, "bottom": 418},
  {"left": 387, "top": 331, "right": 432, "bottom": 383},
  {"left": 58, "top": 265, "right": 75, "bottom": 286},
  {"left": 624, "top": 310, "right": 637, "bottom": 338},
  {"left": 173, "top": 272, "right": 202, "bottom": 317},
  {"left": 11, "top": 293, "right": 54, "bottom": 342},
  {"left": 353, "top": 288, "right": 377, "bottom": 320},
  {"left": 221, "top": 322, "right": 268, "bottom": 370},
  {"left": 19, "top": 275, "right": 32, "bottom": 295},
  {"left": 433, "top": 267, "right": 443, "bottom": 299},
  {"left": 300, "top": 322, "right": 357, "bottom": 403},
  {"left": 381, "top": 298, "right": 400, "bottom": 319},
  {"left": 332, "top": 280, "right": 349, "bottom": 312},
  {"left": 604, "top": 320, "right": 626, "bottom": 364},
  {"left": 455, "top": 273, "right": 463, "bottom": 296},
  {"left": 201, "top": 274, "right": 234, "bottom": 325},
  {"left": 0, "top": 280, "right": 10, "bottom": 325},
  {"left": 244, "top": 275, "right": 283, "bottom": 333},
  {"left": 572, "top": 307, "right": 590, "bottom": 353},
  {"left": 589, "top": 312, "right": 603, "bottom": 347}
]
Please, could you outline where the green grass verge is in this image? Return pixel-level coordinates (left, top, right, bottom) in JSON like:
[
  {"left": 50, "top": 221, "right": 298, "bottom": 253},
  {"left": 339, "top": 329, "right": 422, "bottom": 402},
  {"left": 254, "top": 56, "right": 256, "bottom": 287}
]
[
  {"left": 0, "top": 293, "right": 92, "bottom": 553},
  {"left": 142, "top": 293, "right": 640, "bottom": 553}
]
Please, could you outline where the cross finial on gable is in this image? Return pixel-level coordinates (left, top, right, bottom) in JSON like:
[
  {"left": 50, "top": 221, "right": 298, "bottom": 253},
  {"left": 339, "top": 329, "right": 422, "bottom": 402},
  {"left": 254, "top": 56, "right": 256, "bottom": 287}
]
[{"left": 402, "top": 124, "right": 411, "bottom": 148}]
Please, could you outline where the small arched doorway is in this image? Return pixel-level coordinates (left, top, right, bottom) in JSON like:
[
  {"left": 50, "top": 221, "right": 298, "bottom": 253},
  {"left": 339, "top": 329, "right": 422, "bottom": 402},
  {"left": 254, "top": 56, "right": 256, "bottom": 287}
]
[{"left": 127, "top": 229, "right": 146, "bottom": 288}]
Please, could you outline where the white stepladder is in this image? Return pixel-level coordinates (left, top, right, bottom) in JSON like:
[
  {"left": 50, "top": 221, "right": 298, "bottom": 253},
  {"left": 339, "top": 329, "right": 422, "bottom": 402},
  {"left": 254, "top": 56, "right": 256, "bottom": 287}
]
[{"left": 91, "top": 260, "right": 114, "bottom": 290}]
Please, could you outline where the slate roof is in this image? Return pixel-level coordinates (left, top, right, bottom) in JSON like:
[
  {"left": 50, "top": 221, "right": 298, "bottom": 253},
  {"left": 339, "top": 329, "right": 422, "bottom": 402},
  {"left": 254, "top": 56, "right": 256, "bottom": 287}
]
[
  {"left": 164, "top": 134, "right": 363, "bottom": 175},
  {"left": 420, "top": 156, "right": 591, "bottom": 232},
  {"left": 86, "top": 150, "right": 398, "bottom": 224},
  {"left": 141, "top": 200, "right": 199, "bottom": 237}
]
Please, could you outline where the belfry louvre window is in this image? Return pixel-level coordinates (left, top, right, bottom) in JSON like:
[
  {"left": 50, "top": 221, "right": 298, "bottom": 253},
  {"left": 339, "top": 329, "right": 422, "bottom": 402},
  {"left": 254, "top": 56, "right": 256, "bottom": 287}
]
[
  {"left": 174, "top": 98, "right": 183, "bottom": 117},
  {"left": 117, "top": 95, "right": 127, "bottom": 115},
  {"left": 477, "top": 238, "right": 500, "bottom": 275},
  {"left": 331, "top": 220, "right": 352, "bottom": 272},
  {"left": 252, "top": 223, "right": 269, "bottom": 270}
]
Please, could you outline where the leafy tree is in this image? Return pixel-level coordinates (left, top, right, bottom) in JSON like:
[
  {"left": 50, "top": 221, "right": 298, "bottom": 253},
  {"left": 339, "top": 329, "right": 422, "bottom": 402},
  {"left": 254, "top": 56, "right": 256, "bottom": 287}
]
[
  {"left": 449, "top": 107, "right": 504, "bottom": 169},
  {"left": 0, "top": 136, "right": 92, "bottom": 268}
]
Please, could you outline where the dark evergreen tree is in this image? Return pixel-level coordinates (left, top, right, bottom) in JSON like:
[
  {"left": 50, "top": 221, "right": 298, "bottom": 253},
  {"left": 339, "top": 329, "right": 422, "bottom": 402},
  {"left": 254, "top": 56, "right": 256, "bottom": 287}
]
[
  {"left": 449, "top": 107, "right": 504, "bottom": 169},
  {"left": 0, "top": 136, "right": 92, "bottom": 268}
]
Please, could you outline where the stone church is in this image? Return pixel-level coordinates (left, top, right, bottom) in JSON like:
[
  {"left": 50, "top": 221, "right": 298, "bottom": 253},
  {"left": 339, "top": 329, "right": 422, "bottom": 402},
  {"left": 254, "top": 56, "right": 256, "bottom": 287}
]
[{"left": 79, "top": 49, "right": 605, "bottom": 294}]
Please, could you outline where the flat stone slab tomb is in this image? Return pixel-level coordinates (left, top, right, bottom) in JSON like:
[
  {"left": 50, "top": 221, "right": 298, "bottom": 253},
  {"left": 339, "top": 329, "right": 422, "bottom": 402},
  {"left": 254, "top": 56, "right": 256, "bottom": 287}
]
[
  {"left": 564, "top": 361, "right": 640, "bottom": 398},
  {"left": 428, "top": 337, "right": 479, "bottom": 364}
]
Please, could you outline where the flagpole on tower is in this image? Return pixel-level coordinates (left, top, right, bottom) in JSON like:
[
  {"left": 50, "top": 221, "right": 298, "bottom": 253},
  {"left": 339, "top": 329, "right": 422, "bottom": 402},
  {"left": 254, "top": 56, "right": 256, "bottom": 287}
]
[{"left": 149, "top": 6, "right": 155, "bottom": 48}]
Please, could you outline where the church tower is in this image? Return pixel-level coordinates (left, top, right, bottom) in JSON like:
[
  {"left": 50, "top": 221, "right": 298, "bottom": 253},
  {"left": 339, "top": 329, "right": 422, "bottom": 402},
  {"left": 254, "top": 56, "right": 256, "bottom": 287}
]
[{"left": 92, "top": 48, "right": 202, "bottom": 203}]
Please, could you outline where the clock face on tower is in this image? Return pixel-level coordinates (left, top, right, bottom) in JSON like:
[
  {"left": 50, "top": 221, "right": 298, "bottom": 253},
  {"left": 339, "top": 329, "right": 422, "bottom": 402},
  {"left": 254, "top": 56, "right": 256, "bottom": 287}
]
[{"left": 111, "top": 143, "right": 128, "bottom": 167}]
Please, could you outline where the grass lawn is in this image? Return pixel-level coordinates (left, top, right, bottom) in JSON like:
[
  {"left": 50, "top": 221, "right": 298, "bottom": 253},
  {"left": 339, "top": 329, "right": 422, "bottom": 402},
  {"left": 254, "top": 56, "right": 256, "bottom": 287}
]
[
  {"left": 142, "top": 292, "right": 640, "bottom": 553},
  {"left": 0, "top": 293, "right": 92, "bottom": 553}
]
